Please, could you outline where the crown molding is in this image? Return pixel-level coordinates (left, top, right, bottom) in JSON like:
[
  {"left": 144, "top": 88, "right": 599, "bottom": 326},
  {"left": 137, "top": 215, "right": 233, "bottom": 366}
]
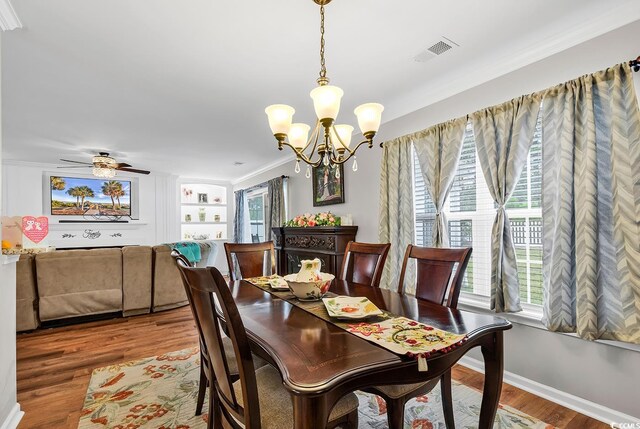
[
  {"left": 230, "top": 154, "right": 295, "bottom": 186},
  {"left": 0, "top": 0, "right": 21, "bottom": 31}
]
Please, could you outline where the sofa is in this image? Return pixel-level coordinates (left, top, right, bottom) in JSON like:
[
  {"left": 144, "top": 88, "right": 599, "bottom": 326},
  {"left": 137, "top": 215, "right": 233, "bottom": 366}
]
[{"left": 15, "top": 242, "right": 217, "bottom": 332}]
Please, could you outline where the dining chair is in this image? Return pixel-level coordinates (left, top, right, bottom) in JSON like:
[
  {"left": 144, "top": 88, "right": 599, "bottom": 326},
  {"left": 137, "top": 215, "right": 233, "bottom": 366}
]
[
  {"left": 174, "top": 259, "right": 360, "bottom": 429},
  {"left": 224, "top": 241, "right": 276, "bottom": 282},
  {"left": 370, "top": 245, "right": 473, "bottom": 429},
  {"left": 172, "top": 251, "right": 268, "bottom": 417},
  {"left": 339, "top": 241, "right": 391, "bottom": 288}
]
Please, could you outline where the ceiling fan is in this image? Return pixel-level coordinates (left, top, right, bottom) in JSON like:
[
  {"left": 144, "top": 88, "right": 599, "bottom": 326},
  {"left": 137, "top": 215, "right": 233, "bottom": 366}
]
[{"left": 58, "top": 152, "right": 151, "bottom": 176}]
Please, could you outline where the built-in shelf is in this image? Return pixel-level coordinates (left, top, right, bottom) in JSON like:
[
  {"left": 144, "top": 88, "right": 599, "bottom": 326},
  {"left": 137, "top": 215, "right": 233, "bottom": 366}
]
[
  {"left": 180, "top": 183, "right": 228, "bottom": 242},
  {"left": 181, "top": 222, "right": 226, "bottom": 225},
  {"left": 181, "top": 203, "right": 226, "bottom": 207}
]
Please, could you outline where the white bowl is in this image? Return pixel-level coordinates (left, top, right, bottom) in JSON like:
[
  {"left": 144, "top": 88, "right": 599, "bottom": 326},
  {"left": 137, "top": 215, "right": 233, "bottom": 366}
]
[{"left": 284, "top": 273, "right": 334, "bottom": 301}]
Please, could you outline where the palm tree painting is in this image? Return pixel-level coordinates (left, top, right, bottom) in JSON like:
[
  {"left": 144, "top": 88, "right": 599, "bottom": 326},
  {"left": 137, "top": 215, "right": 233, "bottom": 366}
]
[
  {"left": 66, "top": 186, "right": 82, "bottom": 208},
  {"left": 101, "top": 180, "right": 123, "bottom": 210},
  {"left": 51, "top": 176, "right": 66, "bottom": 190},
  {"left": 51, "top": 176, "right": 131, "bottom": 216},
  {"left": 77, "top": 186, "right": 95, "bottom": 210}
]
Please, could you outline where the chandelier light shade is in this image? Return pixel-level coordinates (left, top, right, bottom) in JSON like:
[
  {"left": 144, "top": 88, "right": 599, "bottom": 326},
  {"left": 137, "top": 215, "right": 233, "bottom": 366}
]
[
  {"left": 265, "top": 0, "right": 383, "bottom": 178},
  {"left": 309, "top": 85, "right": 344, "bottom": 120}
]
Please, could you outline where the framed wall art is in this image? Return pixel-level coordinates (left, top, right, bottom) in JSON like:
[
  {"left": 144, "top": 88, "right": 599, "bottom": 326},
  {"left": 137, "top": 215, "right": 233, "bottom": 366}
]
[{"left": 312, "top": 164, "right": 344, "bottom": 207}]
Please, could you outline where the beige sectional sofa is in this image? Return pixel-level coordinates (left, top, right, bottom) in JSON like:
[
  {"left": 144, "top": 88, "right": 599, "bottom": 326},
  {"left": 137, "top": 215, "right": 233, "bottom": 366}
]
[{"left": 15, "top": 243, "right": 216, "bottom": 332}]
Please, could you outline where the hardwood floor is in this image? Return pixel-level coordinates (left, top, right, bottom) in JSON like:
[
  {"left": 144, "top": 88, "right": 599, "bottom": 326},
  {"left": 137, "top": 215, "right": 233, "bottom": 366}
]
[{"left": 16, "top": 306, "right": 608, "bottom": 429}]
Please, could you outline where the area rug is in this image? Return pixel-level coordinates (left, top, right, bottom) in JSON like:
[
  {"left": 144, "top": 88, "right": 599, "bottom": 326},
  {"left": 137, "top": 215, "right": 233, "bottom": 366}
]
[{"left": 78, "top": 348, "right": 554, "bottom": 429}]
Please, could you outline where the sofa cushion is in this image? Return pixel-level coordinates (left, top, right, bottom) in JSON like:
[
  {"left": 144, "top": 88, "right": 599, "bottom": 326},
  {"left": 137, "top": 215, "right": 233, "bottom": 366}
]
[
  {"left": 36, "top": 248, "right": 123, "bottom": 321},
  {"left": 122, "top": 246, "right": 152, "bottom": 316},
  {"left": 152, "top": 245, "right": 188, "bottom": 311},
  {"left": 16, "top": 254, "right": 38, "bottom": 331}
]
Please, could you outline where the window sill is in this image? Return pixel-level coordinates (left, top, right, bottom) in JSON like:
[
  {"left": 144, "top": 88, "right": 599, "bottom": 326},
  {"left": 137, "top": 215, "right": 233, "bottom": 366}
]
[
  {"left": 457, "top": 294, "right": 640, "bottom": 353},
  {"left": 458, "top": 294, "right": 545, "bottom": 330}
]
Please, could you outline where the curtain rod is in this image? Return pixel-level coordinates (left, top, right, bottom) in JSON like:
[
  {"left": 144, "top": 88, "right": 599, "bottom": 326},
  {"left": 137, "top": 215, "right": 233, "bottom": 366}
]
[
  {"left": 630, "top": 56, "right": 640, "bottom": 72},
  {"left": 242, "top": 175, "right": 289, "bottom": 193}
]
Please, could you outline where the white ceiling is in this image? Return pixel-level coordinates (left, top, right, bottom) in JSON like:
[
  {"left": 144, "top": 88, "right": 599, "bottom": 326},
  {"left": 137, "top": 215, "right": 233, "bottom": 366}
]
[{"left": 3, "top": 0, "right": 640, "bottom": 181}]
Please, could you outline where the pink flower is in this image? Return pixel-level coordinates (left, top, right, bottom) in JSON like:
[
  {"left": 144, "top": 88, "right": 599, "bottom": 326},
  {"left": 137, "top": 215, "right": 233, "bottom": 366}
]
[{"left": 308, "top": 220, "right": 317, "bottom": 227}]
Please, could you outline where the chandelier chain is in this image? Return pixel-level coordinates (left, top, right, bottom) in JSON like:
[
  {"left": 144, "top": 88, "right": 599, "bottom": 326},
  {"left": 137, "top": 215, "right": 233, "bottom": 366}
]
[{"left": 319, "top": 4, "right": 326, "bottom": 80}]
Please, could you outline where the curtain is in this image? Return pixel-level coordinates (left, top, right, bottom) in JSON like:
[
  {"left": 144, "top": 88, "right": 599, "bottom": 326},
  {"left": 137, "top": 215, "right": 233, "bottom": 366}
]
[
  {"left": 266, "top": 177, "right": 286, "bottom": 242},
  {"left": 413, "top": 117, "right": 467, "bottom": 247},
  {"left": 233, "top": 190, "right": 245, "bottom": 243},
  {"left": 541, "top": 63, "right": 640, "bottom": 343},
  {"left": 472, "top": 95, "right": 542, "bottom": 313},
  {"left": 379, "top": 136, "right": 415, "bottom": 292}
]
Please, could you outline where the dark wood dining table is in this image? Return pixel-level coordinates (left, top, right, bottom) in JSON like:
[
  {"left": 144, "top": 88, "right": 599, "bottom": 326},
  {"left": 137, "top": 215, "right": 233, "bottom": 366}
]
[{"left": 226, "top": 279, "right": 512, "bottom": 429}]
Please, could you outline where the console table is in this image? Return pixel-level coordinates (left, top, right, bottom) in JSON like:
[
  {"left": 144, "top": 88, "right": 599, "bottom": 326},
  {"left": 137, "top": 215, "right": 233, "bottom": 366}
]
[{"left": 271, "top": 226, "right": 358, "bottom": 276}]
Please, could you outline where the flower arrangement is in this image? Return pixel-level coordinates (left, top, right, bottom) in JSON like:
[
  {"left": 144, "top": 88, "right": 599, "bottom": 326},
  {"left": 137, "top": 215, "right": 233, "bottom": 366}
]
[{"left": 285, "top": 212, "right": 341, "bottom": 227}]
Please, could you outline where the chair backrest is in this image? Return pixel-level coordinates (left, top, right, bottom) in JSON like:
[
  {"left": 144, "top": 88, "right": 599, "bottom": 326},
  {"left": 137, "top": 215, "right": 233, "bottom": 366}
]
[
  {"left": 339, "top": 241, "right": 391, "bottom": 288},
  {"left": 224, "top": 241, "right": 276, "bottom": 282},
  {"left": 172, "top": 251, "right": 210, "bottom": 366},
  {"left": 398, "top": 245, "right": 472, "bottom": 308},
  {"left": 174, "top": 256, "right": 262, "bottom": 428}
]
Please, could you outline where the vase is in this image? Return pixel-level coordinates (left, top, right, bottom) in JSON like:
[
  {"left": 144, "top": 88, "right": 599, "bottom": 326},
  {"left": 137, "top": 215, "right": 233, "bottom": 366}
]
[{"left": 198, "top": 209, "right": 206, "bottom": 222}]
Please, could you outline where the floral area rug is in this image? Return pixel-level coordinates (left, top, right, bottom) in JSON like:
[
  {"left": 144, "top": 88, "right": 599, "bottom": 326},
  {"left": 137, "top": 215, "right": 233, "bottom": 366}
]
[{"left": 78, "top": 348, "right": 554, "bottom": 429}]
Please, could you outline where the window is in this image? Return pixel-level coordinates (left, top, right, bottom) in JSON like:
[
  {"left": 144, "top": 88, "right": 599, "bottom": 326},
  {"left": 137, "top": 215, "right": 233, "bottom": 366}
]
[
  {"left": 247, "top": 188, "right": 268, "bottom": 243},
  {"left": 413, "top": 114, "right": 543, "bottom": 305}
]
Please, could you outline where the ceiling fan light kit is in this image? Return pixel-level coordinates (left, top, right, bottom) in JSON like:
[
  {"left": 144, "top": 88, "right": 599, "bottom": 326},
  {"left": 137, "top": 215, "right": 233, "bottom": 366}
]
[
  {"left": 92, "top": 153, "right": 117, "bottom": 178},
  {"left": 265, "top": 0, "right": 383, "bottom": 179},
  {"left": 58, "top": 152, "right": 151, "bottom": 176}
]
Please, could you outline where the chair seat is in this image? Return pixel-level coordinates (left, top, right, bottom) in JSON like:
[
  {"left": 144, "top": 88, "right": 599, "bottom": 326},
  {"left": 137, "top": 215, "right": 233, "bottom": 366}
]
[
  {"left": 220, "top": 337, "right": 268, "bottom": 374},
  {"left": 233, "top": 365, "right": 359, "bottom": 429},
  {"left": 371, "top": 381, "right": 430, "bottom": 399}
]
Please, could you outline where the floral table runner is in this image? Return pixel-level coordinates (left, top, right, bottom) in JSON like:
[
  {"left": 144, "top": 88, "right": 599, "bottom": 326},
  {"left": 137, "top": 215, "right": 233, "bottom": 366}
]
[{"left": 243, "top": 277, "right": 467, "bottom": 371}]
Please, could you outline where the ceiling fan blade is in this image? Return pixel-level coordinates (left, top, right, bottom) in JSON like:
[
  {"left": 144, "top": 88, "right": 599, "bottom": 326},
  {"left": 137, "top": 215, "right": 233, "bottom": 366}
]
[
  {"left": 116, "top": 166, "right": 151, "bottom": 175},
  {"left": 57, "top": 165, "right": 91, "bottom": 168},
  {"left": 60, "top": 158, "right": 92, "bottom": 165},
  {"left": 115, "top": 162, "right": 132, "bottom": 168}
]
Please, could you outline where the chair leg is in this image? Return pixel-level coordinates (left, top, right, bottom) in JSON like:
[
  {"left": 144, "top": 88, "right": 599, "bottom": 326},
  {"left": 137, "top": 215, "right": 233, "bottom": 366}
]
[
  {"left": 196, "top": 362, "right": 207, "bottom": 416},
  {"left": 207, "top": 384, "right": 215, "bottom": 429},
  {"left": 441, "top": 370, "right": 455, "bottom": 429},
  {"left": 385, "top": 397, "right": 406, "bottom": 429}
]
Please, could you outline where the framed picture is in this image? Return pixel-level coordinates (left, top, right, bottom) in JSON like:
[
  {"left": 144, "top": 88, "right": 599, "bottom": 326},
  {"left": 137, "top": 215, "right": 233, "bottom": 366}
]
[
  {"left": 197, "top": 193, "right": 208, "bottom": 204},
  {"left": 312, "top": 164, "right": 344, "bottom": 206}
]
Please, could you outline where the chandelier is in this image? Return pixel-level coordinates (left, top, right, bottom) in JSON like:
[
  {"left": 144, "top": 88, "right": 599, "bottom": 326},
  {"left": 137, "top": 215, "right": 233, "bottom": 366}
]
[
  {"left": 92, "top": 154, "right": 117, "bottom": 178},
  {"left": 265, "top": 0, "right": 383, "bottom": 179}
]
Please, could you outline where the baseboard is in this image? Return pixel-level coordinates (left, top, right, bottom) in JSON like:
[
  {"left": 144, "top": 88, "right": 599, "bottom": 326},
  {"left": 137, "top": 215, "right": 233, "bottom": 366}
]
[
  {"left": 457, "top": 356, "right": 639, "bottom": 425},
  {"left": 0, "top": 403, "right": 24, "bottom": 429}
]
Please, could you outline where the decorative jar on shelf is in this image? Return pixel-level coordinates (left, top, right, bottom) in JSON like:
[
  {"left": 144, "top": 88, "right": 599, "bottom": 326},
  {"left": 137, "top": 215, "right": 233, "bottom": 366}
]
[
  {"left": 214, "top": 214, "right": 221, "bottom": 222},
  {"left": 198, "top": 208, "right": 206, "bottom": 222},
  {"left": 184, "top": 214, "right": 191, "bottom": 223}
]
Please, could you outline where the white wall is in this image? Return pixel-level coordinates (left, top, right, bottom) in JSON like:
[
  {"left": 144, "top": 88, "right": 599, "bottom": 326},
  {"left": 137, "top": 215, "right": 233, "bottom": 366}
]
[
  {"left": 234, "top": 20, "right": 640, "bottom": 420},
  {"left": 0, "top": 32, "right": 23, "bottom": 429},
  {"left": 1, "top": 161, "right": 174, "bottom": 247}
]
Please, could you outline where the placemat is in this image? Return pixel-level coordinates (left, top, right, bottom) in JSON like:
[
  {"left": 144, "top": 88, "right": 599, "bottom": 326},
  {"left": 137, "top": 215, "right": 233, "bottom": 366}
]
[{"left": 243, "top": 276, "right": 467, "bottom": 370}]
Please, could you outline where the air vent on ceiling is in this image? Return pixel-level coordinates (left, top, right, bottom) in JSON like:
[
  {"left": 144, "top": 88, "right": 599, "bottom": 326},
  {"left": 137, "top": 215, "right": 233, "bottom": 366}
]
[
  {"left": 427, "top": 40, "right": 453, "bottom": 56},
  {"left": 414, "top": 36, "right": 459, "bottom": 63}
]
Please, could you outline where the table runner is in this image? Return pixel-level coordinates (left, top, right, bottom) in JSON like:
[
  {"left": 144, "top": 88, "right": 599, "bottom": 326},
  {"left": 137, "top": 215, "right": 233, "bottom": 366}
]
[{"left": 243, "top": 276, "right": 467, "bottom": 371}]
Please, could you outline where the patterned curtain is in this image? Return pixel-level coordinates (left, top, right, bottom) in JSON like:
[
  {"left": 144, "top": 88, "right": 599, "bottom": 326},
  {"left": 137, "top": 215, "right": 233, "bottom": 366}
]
[
  {"left": 379, "top": 136, "right": 415, "bottom": 292},
  {"left": 413, "top": 117, "right": 467, "bottom": 247},
  {"left": 266, "top": 177, "right": 286, "bottom": 242},
  {"left": 233, "top": 190, "right": 245, "bottom": 243},
  {"left": 472, "top": 95, "right": 542, "bottom": 313},
  {"left": 541, "top": 63, "right": 640, "bottom": 343}
]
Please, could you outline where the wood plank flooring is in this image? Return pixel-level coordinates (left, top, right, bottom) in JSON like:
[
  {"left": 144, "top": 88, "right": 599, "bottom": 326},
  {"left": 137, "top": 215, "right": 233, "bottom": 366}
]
[{"left": 16, "top": 306, "right": 608, "bottom": 429}]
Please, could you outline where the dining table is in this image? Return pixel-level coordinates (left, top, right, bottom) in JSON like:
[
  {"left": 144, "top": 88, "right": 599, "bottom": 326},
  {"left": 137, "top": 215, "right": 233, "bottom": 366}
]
[{"left": 225, "top": 278, "right": 512, "bottom": 429}]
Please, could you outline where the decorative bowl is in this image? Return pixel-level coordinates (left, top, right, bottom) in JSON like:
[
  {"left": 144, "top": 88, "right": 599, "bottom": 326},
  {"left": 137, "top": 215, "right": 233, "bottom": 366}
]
[{"left": 284, "top": 272, "right": 334, "bottom": 301}]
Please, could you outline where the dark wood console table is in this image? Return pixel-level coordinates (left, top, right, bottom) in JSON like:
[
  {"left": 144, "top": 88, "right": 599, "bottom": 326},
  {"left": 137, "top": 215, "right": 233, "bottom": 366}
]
[{"left": 271, "top": 226, "right": 358, "bottom": 276}]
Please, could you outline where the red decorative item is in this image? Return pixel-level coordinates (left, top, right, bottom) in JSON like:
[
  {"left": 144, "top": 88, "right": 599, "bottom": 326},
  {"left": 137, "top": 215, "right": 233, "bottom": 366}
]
[{"left": 22, "top": 216, "right": 49, "bottom": 244}]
